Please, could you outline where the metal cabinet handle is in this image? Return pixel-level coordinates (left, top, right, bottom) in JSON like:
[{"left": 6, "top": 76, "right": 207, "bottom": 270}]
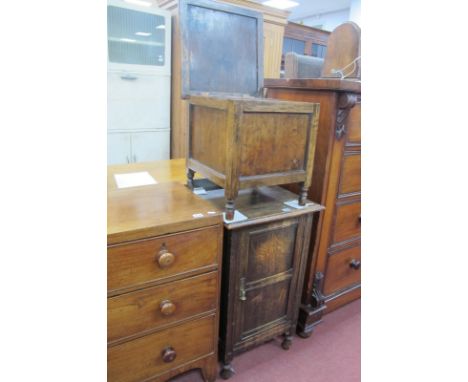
[
  {"left": 349, "top": 259, "right": 361, "bottom": 270},
  {"left": 239, "top": 277, "right": 247, "bottom": 301},
  {"left": 120, "top": 74, "right": 138, "bottom": 81}
]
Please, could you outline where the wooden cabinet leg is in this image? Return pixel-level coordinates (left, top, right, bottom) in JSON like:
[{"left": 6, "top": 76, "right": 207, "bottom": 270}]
[
  {"left": 220, "top": 362, "right": 235, "bottom": 380},
  {"left": 281, "top": 331, "right": 293, "bottom": 350},
  {"left": 201, "top": 361, "right": 218, "bottom": 382},
  {"left": 225, "top": 200, "right": 235, "bottom": 220},
  {"left": 187, "top": 168, "right": 195, "bottom": 190},
  {"left": 299, "top": 182, "right": 307, "bottom": 206}
]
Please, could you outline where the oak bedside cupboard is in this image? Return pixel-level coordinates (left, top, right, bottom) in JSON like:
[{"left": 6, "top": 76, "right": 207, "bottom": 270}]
[
  {"left": 264, "top": 23, "right": 361, "bottom": 338},
  {"left": 199, "top": 185, "right": 323, "bottom": 379},
  {"left": 179, "top": 0, "right": 321, "bottom": 220},
  {"left": 107, "top": 180, "right": 223, "bottom": 382}
]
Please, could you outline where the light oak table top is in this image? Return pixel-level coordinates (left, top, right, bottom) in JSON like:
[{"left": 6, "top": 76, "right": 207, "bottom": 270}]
[{"left": 107, "top": 160, "right": 221, "bottom": 245}]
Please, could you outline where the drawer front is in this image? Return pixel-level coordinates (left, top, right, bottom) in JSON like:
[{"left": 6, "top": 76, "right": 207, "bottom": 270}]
[
  {"left": 339, "top": 152, "right": 361, "bottom": 196},
  {"left": 324, "top": 245, "right": 361, "bottom": 295},
  {"left": 346, "top": 103, "right": 361, "bottom": 144},
  {"left": 108, "top": 272, "right": 218, "bottom": 343},
  {"left": 108, "top": 315, "right": 215, "bottom": 382},
  {"left": 332, "top": 201, "right": 361, "bottom": 244},
  {"left": 108, "top": 226, "right": 220, "bottom": 293}
]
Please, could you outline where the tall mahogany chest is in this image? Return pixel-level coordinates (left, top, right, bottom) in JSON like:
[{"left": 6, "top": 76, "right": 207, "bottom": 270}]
[{"left": 265, "top": 78, "right": 361, "bottom": 337}]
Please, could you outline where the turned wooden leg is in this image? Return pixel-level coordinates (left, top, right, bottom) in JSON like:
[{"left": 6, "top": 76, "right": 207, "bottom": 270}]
[
  {"left": 225, "top": 200, "right": 235, "bottom": 221},
  {"left": 187, "top": 168, "right": 195, "bottom": 190},
  {"left": 281, "top": 332, "right": 293, "bottom": 350},
  {"left": 299, "top": 182, "right": 307, "bottom": 206},
  {"left": 220, "top": 363, "right": 235, "bottom": 380}
]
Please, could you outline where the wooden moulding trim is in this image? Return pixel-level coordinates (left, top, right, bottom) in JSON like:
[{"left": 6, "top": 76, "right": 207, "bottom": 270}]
[
  {"left": 328, "top": 238, "right": 360, "bottom": 255},
  {"left": 137, "top": 352, "right": 216, "bottom": 382},
  {"left": 239, "top": 170, "right": 306, "bottom": 187},
  {"left": 188, "top": 95, "right": 230, "bottom": 110},
  {"left": 234, "top": 318, "right": 290, "bottom": 347},
  {"left": 107, "top": 264, "right": 218, "bottom": 298},
  {"left": 187, "top": 159, "right": 227, "bottom": 187},
  {"left": 263, "top": 78, "right": 361, "bottom": 93},
  {"left": 242, "top": 102, "right": 317, "bottom": 113},
  {"left": 324, "top": 283, "right": 360, "bottom": 302},
  {"left": 107, "top": 218, "right": 221, "bottom": 245},
  {"left": 245, "top": 269, "right": 293, "bottom": 291},
  {"left": 224, "top": 207, "right": 323, "bottom": 230},
  {"left": 108, "top": 309, "right": 218, "bottom": 348}
]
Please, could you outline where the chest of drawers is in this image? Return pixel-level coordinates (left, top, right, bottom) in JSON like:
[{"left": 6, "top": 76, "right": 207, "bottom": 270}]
[
  {"left": 265, "top": 78, "right": 361, "bottom": 338},
  {"left": 107, "top": 181, "right": 223, "bottom": 382}
]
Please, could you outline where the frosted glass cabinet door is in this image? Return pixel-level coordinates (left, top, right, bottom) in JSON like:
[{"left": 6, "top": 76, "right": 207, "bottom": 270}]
[
  {"left": 132, "top": 131, "right": 170, "bottom": 162},
  {"left": 108, "top": 133, "right": 131, "bottom": 165},
  {"left": 107, "top": 4, "right": 167, "bottom": 70},
  {"left": 107, "top": 73, "right": 170, "bottom": 131}
]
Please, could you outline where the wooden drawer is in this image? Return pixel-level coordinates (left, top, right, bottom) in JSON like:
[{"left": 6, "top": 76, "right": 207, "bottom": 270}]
[
  {"left": 108, "top": 226, "right": 220, "bottom": 294},
  {"left": 332, "top": 201, "right": 361, "bottom": 244},
  {"left": 108, "top": 315, "right": 215, "bottom": 382},
  {"left": 108, "top": 272, "right": 218, "bottom": 343},
  {"left": 346, "top": 103, "right": 361, "bottom": 144},
  {"left": 339, "top": 152, "right": 361, "bottom": 196},
  {"left": 324, "top": 245, "right": 361, "bottom": 295}
]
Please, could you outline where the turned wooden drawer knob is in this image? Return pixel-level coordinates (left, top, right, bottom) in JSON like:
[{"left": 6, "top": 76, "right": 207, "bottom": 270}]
[
  {"left": 349, "top": 259, "right": 361, "bottom": 270},
  {"left": 161, "top": 347, "right": 176, "bottom": 363},
  {"left": 156, "top": 248, "right": 175, "bottom": 269},
  {"left": 160, "top": 300, "right": 176, "bottom": 316}
]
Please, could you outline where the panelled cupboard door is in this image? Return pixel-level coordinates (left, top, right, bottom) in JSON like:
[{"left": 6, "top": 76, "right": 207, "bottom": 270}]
[
  {"left": 231, "top": 218, "right": 303, "bottom": 348},
  {"left": 108, "top": 132, "right": 131, "bottom": 165},
  {"left": 132, "top": 131, "right": 170, "bottom": 163},
  {"left": 107, "top": 72, "right": 171, "bottom": 131}
]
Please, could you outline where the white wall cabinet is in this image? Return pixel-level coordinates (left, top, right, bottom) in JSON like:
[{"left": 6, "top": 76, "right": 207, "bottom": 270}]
[
  {"left": 107, "top": 0, "right": 171, "bottom": 164},
  {"left": 107, "top": 131, "right": 170, "bottom": 165}
]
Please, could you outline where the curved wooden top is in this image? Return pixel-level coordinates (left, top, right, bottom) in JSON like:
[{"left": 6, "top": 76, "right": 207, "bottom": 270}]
[{"left": 264, "top": 78, "right": 361, "bottom": 93}]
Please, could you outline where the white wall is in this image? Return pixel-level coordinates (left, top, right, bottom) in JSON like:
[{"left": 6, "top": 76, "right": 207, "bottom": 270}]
[
  {"left": 349, "top": 0, "right": 361, "bottom": 25},
  {"left": 297, "top": 8, "right": 350, "bottom": 32}
]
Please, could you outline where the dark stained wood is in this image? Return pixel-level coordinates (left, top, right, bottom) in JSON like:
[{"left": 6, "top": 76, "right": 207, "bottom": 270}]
[
  {"left": 108, "top": 165, "right": 223, "bottom": 382},
  {"left": 264, "top": 70, "right": 361, "bottom": 336},
  {"left": 180, "top": 0, "right": 264, "bottom": 98},
  {"left": 208, "top": 186, "right": 323, "bottom": 378},
  {"left": 186, "top": 95, "right": 320, "bottom": 218}
]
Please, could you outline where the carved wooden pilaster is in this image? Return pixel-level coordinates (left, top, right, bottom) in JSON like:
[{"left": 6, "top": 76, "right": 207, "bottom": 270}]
[
  {"left": 311, "top": 271, "right": 326, "bottom": 309},
  {"left": 335, "top": 93, "right": 358, "bottom": 140}
]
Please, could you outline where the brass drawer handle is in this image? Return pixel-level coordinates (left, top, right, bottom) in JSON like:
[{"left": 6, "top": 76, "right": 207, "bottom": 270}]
[
  {"left": 349, "top": 259, "right": 361, "bottom": 270},
  {"left": 156, "top": 246, "right": 175, "bottom": 269},
  {"left": 161, "top": 347, "right": 176, "bottom": 363},
  {"left": 160, "top": 300, "right": 176, "bottom": 316}
]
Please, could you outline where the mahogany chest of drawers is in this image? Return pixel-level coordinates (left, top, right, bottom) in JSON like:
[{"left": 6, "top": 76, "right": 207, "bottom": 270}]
[
  {"left": 107, "top": 180, "right": 223, "bottom": 382},
  {"left": 265, "top": 78, "right": 361, "bottom": 337},
  {"left": 199, "top": 185, "right": 323, "bottom": 379}
]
